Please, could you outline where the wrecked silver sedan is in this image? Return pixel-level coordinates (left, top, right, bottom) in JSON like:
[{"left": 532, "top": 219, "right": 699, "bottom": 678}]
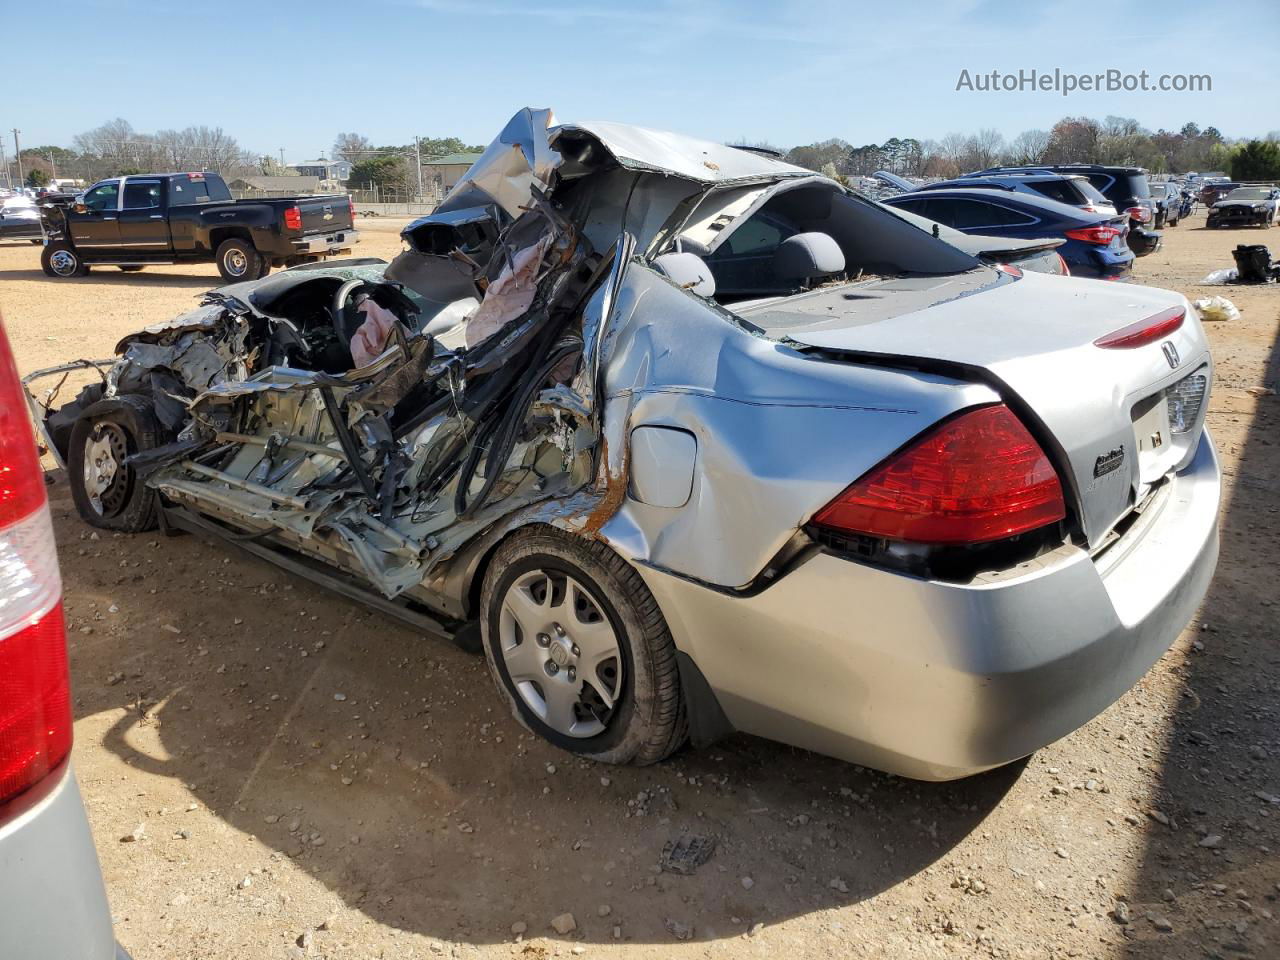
[{"left": 27, "top": 109, "right": 1220, "bottom": 779}]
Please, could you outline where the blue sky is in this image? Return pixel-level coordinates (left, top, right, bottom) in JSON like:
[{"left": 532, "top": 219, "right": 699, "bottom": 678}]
[{"left": 7, "top": 0, "right": 1277, "bottom": 160}]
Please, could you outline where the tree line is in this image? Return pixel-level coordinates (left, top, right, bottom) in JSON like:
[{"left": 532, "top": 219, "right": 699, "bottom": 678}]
[
  {"left": 780, "top": 115, "right": 1280, "bottom": 183},
  {"left": 10, "top": 115, "right": 1280, "bottom": 191}
]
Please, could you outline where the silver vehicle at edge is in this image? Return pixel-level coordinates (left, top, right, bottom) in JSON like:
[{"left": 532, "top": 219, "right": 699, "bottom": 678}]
[
  {"left": 1, "top": 319, "right": 128, "bottom": 959},
  {"left": 25, "top": 108, "right": 1220, "bottom": 780}
]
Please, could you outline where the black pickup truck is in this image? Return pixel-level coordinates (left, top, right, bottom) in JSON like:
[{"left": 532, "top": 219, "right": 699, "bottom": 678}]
[{"left": 39, "top": 172, "right": 358, "bottom": 281}]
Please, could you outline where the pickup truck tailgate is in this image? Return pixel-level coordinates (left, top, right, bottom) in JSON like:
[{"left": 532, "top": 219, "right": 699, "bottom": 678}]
[{"left": 296, "top": 196, "right": 353, "bottom": 235}]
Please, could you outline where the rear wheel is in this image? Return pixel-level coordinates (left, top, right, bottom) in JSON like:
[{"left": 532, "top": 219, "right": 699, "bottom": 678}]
[
  {"left": 215, "top": 238, "right": 262, "bottom": 283},
  {"left": 480, "top": 527, "right": 686, "bottom": 765},
  {"left": 41, "top": 241, "right": 88, "bottom": 278},
  {"left": 117, "top": 265, "right": 145, "bottom": 272},
  {"left": 68, "top": 396, "right": 163, "bottom": 532}
]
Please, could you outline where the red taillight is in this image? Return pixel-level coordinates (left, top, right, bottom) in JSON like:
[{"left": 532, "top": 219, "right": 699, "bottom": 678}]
[
  {"left": 283, "top": 206, "right": 302, "bottom": 230},
  {"left": 0, "top": 315, "right": 71, "bottom": 806},
  {"left": 812, "top": 405, "right": 1066, "bottom": 545},
  {"left": 1093, "top": 306, "right": 1185, "bottom": 348},
  {"left": 996, "top": 263, "right": 1022, "bottom": 278},
  {"left": 0, "top": 603, "right": 71, "bottom": 804},
  {"left": 348, "top": 199, "right": 356, "bottom": 222},
  {"left": 1064, "top": 225, "right": 1121, "bottom": 245},
  {"left": 1125, "top": 205, "right": 1151, "bottom": 223}
]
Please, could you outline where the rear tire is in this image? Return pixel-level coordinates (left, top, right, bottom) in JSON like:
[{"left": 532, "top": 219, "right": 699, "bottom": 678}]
[
  {"left": 480, "top": 526, "right": 687, "bottom": 766},
  {"left": 68, "top": 396, "right": 164, "bottom": 533},
  {"left": 215, "top": 238, "right": 262, "bottom": 283},
  {"left": 41, "top": 241, "right": 88, "bottom": 278},
  {"left": 117, "top": 265, "right": 145, "bottom": 272}
]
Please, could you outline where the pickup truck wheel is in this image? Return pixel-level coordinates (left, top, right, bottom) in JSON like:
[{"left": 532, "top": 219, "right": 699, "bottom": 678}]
[
  {"left": 117, "top": 265, "right": 145, "bottom": 272},
  {"left": 68, "top": 396, "right": 163, "bottom": 533},
  {"left": 480, "top": 527, "right": 687, "bottom": 766},
  {"left": 216, "top": 238, "right": 262, "bottom": 282},
  {"left": 41, "top": 241, "right": 88, "bottom": 278}
]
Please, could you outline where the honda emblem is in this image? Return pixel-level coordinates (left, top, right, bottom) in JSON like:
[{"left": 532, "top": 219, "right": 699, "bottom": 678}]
[{"left": 1161, "top": 341, "right": 1180, "bottom": 369}]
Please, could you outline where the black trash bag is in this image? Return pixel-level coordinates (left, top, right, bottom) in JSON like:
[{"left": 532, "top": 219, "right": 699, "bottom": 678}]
[{"left": 1232, "top": 244, "right": 1274, "bottom": 283}]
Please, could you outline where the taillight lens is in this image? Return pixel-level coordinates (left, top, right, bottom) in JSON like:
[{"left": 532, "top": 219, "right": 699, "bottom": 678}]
[
  {"left": 1056, "top": 253, "right": 1070, "bottom": 276},
  {"left": 1125, "top": 205, "right": 1151, "bottom": 224},
  {"left": 348, "top": 199, "right": 356, "bottom": 222},
  {"left": 0, "top": 315, "right": 71, "bottom": 806},
  {"left": 283, "top": 206, "right": 302, "bottom": 230},
  {"left": 1093, "top": 306, "right": 1185, "bottom": 348},
  {"left": 812, "top": 405, "right": 1066, "bottom": 545},
  {"left": 1064, "top": 225, "right": 1121, "bottom": 245}
]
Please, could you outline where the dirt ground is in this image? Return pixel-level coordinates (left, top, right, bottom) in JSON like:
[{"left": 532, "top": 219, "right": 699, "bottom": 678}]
[{"left": 1, "top": 214, "right": 1277, "bottom": 960}]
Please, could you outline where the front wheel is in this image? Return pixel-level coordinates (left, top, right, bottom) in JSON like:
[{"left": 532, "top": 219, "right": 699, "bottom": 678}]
[
  {"left": 41, "top": 241, "right": 88, "bottom": 278},
  {"left": 480, "top": 527, "right": 687, "bottom": 766},
  {"left": 215, "top": 238, "right": 263, "bottom": 283},
  {"left": 68, "top": 396, "right": 164, "bottom": 532}
]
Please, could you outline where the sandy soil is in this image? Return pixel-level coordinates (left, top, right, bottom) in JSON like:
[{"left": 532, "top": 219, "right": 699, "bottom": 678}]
[{"left": 1, "top": 214, "right": 1277, "bottom": 960}]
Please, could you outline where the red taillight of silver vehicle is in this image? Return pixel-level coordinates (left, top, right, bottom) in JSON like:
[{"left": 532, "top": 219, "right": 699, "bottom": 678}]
[
  {"left": 283, "top": 206, "right": 303, "bottom": 230},
  {"left": 812, "top": 404, "right": 1066, "bottom": 545},
  {"left": 1093, "top": 306, "right": 1185, "bottom": 348},
  {"left": 0, "top": 317, "right": 72, "bottom": 806},
  {"left": 1064, "top": 224, "right": 1122, "bottom": 245},
  {"left": 1125, "top": 205, "right": 1151, "bottom": 223}
]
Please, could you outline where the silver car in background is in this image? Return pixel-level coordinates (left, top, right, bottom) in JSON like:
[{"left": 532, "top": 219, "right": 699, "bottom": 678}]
[
  {"left": 1, "top": 319, "right": 129, "bottom": 959},
  {"left": 28, "top": 108, "right": 1219, "bottom": 780}
]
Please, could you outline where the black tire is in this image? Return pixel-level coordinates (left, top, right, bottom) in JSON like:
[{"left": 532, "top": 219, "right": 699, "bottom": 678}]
[
  {"left": 480, "top": 526, "right": 687, "bottom": 766},
  {"left": 41, "top": 241, "right": 88, "bottom": 278},
  {"left": 29, "top": 238, "right": 41, "bottom": 244},
  {"left": 255, "top": 256, "right": 272, "bottom": 279},
  {"left": 215, "top": 237, "right": 263, "bottom": 283},
  {"left": 118, "top": 265, "right": 145, "bottom": 272},
  {"left": 68, "top": 396, "right": 164, "bottom": 533}
]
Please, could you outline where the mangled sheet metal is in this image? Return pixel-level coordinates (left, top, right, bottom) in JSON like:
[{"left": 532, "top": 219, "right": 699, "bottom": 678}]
[{"left": 24, "top": 106, "right": 829, "bottom": 615}]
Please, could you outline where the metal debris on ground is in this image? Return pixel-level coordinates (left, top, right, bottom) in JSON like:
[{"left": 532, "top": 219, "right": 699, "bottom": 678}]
[{"left": 660, "top": 833, "right": 717, "bottom": 874}]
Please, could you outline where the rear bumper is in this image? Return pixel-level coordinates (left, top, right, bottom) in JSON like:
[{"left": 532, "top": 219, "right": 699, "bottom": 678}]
[
  {"left": 639, "top": 428, "right": 1221, "bottom": 780},
  {"left": 292, "top": 229, "right": 358, "bottom": 255},
  {"left": 0, "top": 763, "right": 120, "bottom": 959}
]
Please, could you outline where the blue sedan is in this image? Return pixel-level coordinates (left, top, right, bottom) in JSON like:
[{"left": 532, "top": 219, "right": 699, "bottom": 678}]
[{"left": 884, "top": 187, "right": 1134, "bottom": 280}]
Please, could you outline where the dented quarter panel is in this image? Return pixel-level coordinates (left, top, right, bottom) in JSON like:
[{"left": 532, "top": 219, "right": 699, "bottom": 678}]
[{"left": 591, "top": 264, "right": 998, "bottom": 588}]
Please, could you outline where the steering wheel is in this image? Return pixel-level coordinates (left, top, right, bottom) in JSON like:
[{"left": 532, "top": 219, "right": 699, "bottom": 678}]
[{"left": 332, "top": 279, "right": 369, "bottom": 344}]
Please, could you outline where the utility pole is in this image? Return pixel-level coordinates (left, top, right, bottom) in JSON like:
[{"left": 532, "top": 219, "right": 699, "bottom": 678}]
[
  {"left": 279, "top": 147, "right": 285, "bottom": 169},
  {"left": 414, "top": 137, "right": 423, "bottom": 200},
  {"left": 12, "top": 129, "right": 23, "bottom": 188},
  {"left": 48, "top": 150, "right": 57, "bottom": 180},
  {"left": 0, "top": 137, "right": 7, "bottom": 190}
]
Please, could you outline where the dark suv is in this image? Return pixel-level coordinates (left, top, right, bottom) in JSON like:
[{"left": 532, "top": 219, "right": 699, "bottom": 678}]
[
  {"left": 924, "top": 173, "right": 1115, "bottom": 215},
  {"left": 967, "top": 164, "right": 1160, "bottom": 256}
]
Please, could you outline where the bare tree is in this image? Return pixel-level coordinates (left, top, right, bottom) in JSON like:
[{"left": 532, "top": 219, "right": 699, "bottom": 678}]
[
  {"left": 967, "top": 128, "right": 1005, "bottom": 170},
  {"left": 1006, "top": 129, "right": 1050, "bottom": 165},
  {"left": 938, "top": 132, "right": 970, "bottom": 170},
  {"left": 332, "top": 133, "right": 373, "bottom": 162}
]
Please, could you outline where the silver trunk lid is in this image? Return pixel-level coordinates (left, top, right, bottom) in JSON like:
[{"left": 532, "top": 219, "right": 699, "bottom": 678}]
[{"left": 743, "top": 270, "right": 1211, "bottom": 546}]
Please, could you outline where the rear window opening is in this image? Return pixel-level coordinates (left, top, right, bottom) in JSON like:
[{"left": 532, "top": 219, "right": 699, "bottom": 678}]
[{"left": 671, "top": 181, "right": 980, "bottom": 304}]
